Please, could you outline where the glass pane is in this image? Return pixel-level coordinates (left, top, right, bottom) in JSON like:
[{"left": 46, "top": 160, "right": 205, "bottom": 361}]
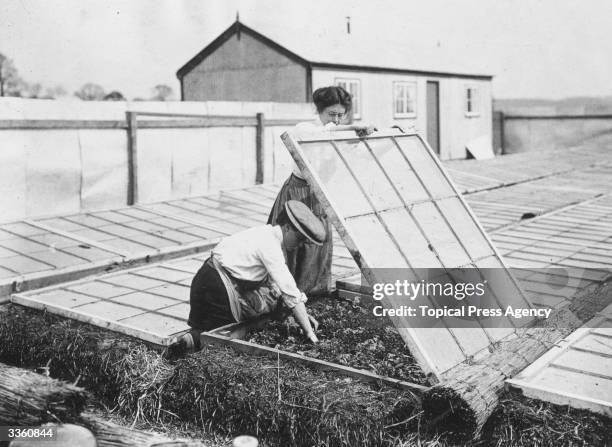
[
  {"left": 299, "top": 141, "right": 373, "bottom": 217},
  {"left": 411, "top": 201, "right": 472, "bottom": 268},
  {"left": 475, "top": 255, "right": 534, "bottom": 327},
  {"left": 350, "top": 82, "right": 360, "bottom": 115},
  {"left": 345, "top": 214, "right": 409, "bottom": 268},
  {"left": 367, "top": 138, "right": 430, "bottom": 203},
  {"left": 407, "top": 85, "right": 416, "bottom": 113},
  {"left": 394, "top": 135, "right": 456, "bottom": 198},
  {"left": 334, "top": 140, "right": 404, "bottom": 211},
  {"left": 379, "top": 208, "right": 443, "bottom": 268},
  {"left": 394, "top": 84, "right": 402, "bottom": 114},
  {"left": 437, "top": 197, "right": 492, "bottom": 261}
]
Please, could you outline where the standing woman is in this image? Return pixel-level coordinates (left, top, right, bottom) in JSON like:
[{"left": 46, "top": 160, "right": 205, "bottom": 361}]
[{"left": 268, "top": 86, "right": 376, "bottom": 296}]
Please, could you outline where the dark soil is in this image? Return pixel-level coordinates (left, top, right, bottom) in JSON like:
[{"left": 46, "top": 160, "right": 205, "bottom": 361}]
[{"left": 246, "top": 297, "right": 429, "bottom": 385}]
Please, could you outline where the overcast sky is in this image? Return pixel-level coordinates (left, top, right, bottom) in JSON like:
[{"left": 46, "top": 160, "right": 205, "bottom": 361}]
[{"left": 1, "top": 0, "right": 611, "bottom": 100}]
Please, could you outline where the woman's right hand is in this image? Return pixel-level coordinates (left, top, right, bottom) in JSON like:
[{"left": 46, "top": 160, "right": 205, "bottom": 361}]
[
  {"left": 306, "top": 331, "right": 319, "bottom": 343},
  {"left": 291, "top": 302, "right": 319, "bottom": 343}
]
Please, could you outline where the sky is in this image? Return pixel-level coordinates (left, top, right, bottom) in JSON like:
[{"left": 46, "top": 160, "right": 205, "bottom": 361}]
[{"left": 1, "top": 0, "right": 611, "bottom": 100}]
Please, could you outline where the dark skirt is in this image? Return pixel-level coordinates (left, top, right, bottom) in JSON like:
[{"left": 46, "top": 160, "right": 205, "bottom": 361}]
[
  {"left": 188, "top": 258, "right": 283, "bottom": 330},
  {"left": 267, "top": 174, "right": 333, "bottom": 295},
  {"left": 188, "top": 259, "right": 234, "bottom": 331}
]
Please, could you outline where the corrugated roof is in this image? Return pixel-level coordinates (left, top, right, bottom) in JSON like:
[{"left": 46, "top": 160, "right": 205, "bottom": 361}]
[{"left": 177, "top": 20, "right": 493, "bottom": 80}]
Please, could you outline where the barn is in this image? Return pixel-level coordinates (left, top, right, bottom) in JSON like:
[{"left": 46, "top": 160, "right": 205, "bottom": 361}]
[{"left": 177, "top": 20, "right": 494, "bottom": 159}]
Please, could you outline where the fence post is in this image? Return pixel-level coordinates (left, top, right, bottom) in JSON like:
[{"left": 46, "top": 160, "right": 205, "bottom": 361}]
[
  {"left": 126, "top": 111, "right": 138, "bottom": 205},
  {"left": 492, "top": 110, "right": 505, "bottom": 156},
  {"left": 499, "top": 111, "right": 505, "bottom": 155},
  {"left": 255, "top": 112, "right": 264, "bottom": 184}
]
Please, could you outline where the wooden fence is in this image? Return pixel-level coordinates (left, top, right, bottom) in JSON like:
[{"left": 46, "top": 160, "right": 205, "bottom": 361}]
[
  {"left": 0, "top": 110, "right": 306, "bottom": 221},
  {"left": 493, "top": 111, "right": 612, "bottom": 154}
]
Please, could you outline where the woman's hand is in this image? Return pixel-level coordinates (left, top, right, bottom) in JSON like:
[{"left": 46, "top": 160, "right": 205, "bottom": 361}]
[
  {"left": 304, "top": 314, "right": 319, "bottom": 343},
  {"left": 355, "top": 125, "right": 378, "bottom": 137},
  {"left": 306, "top": 331, "right": 319, "bottom": 343},
  {"left": 291, "top": 302, "right": 319, "bottom": 343},
  {"left": 308, "top": 314, "right": 319, "bottom": 332}
]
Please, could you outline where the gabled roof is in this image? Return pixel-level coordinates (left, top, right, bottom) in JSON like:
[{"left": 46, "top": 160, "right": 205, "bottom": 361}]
[{"left": 177, "top": 20, "right": 493, "bottom": 80}]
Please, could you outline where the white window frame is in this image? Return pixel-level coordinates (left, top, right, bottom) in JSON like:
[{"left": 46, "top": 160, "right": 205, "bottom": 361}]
[
  {"left": 465, "top": 85, "right": 481, "bottom": 117},
  {"left": 335, "top": 78, "right": 361, "bottom": 120},
  {"left": 392, "top": 81, "right": 417, "bottom": 118}
]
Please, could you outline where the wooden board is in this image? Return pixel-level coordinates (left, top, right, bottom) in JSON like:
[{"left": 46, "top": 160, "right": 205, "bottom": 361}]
[
  {"left": 465, "top": 135, "right": 494, "bottom": 160},
  {"left": 282, "top": 131, "right": 534, "bottom": 380}
]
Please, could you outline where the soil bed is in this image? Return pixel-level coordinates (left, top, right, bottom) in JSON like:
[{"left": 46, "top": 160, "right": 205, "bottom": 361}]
[
  {"left": 246, "top": 297, "right": 429, "bottom": 385},
  {"left": 1, "top": 302, "right": 610, "bottom": 446}
]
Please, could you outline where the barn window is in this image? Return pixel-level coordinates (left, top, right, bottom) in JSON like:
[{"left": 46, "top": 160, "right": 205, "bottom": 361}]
[
  {"left": 335, "top": 78, "right": 361, "bottom": 119},
  {"left": 393, "top": 81, "right": 417, "bottom": 118},
  {"left": 465, "top": 86, "right": 480, "bottom": 116}
]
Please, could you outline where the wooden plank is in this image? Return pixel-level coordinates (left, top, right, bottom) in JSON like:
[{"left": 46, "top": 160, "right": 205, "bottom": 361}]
[
  {"left": 264, "top": 119, "right": 303, "bottom": 127},
  {"left": 0, "top": 116, "right": 262, "bottom": 130},
  {"left": 255, "top": 112, "right": 264, "bottom": 184},
  {"left": 504, "top": 113, "right": 612, "bottom": 120},
  {"left": 137, "top": 118, "right": 256, "bottom": 128},
  {"left": 0, "top": 119, "right": 127, "bottom": 129},
  {"left": 126, "top": 111, "right": 138, "bottom": 206},
  {"left": 0, "top": 281, "right": 13, "bottom": 303}
]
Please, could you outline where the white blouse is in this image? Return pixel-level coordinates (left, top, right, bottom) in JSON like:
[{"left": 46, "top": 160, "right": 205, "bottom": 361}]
[
  {"left": 290, "top": 118, "right": 337, "bottom": 179},
  {"left": 212, "top": 224, "right": 306, "bottom": 308}
]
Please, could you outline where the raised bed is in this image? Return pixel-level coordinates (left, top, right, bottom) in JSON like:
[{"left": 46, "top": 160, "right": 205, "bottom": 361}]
[
  {"left": 209, "top": 296, "right": 430, "bottom": 389},
  {"left": 0, "top": 303, "right": 424, "bottom": 447}
]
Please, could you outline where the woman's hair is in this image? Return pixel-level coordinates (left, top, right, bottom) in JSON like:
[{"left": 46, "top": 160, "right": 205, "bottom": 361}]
[{"left": 312, "top": 86, "right": 352, "bottom": 113}]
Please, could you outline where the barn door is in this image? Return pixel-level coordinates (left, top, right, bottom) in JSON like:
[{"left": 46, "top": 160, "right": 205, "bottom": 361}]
[{"left": 426, "top": 81, "right": 440, "bottom": 155}]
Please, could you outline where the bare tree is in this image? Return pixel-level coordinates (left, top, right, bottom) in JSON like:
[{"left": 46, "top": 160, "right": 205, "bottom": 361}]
[
  {"left": 151, "top": 84, "right": 173, "bottom": 101},
  {"left": 74, "top": 83, "right": 105, "bottom": 101},
  {"left": 0, "top": 53, "right": 22, "bottom": 96}
]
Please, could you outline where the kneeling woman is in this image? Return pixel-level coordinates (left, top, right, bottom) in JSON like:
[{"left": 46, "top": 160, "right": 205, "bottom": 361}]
[{"left": 173, "top": 201, "right": 325, "bottom": 355}]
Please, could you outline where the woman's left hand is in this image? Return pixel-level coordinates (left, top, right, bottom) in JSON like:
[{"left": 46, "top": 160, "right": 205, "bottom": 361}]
[{"left": 355, "top": 125, "right": 377, "bottom": 137}]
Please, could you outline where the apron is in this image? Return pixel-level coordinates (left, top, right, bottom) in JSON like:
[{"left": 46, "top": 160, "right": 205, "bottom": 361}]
[{"left": 209, "top": 255, "right": 281, "bottom": 322}]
